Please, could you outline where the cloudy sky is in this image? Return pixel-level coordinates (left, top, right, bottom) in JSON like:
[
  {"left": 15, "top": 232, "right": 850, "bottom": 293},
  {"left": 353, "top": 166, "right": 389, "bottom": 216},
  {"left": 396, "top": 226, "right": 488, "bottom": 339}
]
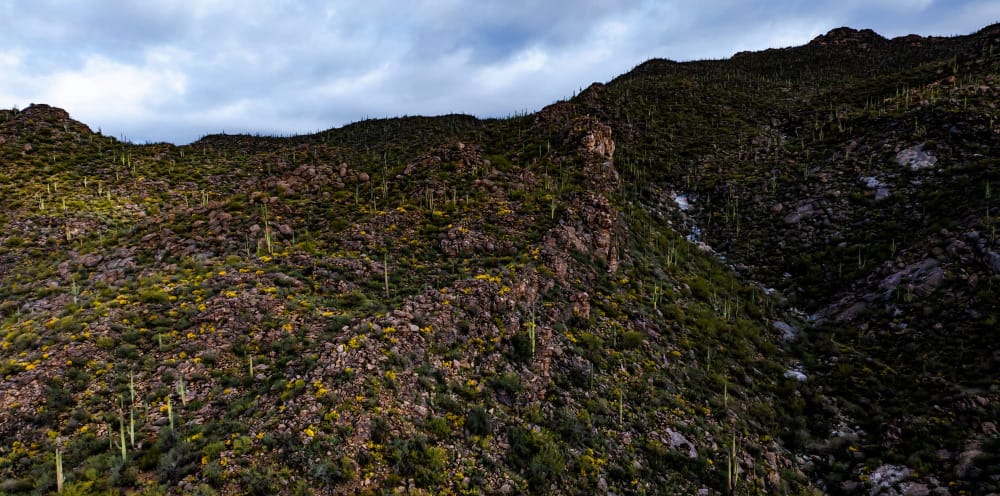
[{"left": 1, "top": 1, "right": 996, "bottom": 144}]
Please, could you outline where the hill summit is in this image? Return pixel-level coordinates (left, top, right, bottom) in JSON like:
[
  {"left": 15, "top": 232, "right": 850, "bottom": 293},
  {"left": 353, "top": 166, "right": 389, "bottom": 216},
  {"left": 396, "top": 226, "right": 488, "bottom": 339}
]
[{"left": 809, "top": 26, "right": 887, "bottom": 47}]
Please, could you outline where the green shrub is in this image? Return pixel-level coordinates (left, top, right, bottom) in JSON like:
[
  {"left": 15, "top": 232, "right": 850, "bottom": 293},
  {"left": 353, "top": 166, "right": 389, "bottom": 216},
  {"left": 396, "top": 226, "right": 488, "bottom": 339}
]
[
  {"left": 115, "top": 343, "right": 138, "bottom": 359},
  {"left": 621, "top": 330, "right": 645, "bottom": 349},
  {"left": 139, "top": 288, "right": 170, "bottom": 304},
  {"left": 157, "top": 439, "right": 198, "bottom": 485},
  {"left": 385, "top": 435, "right": 448, "bottom": 487},
  {"left": 337, "top": 290, "right": 370, "bottom": 309},
  {"left": 427, "top": 416, "right": 452, "bottom": 438},
  {"left": 12, "top": 331, "right": 39, "bottom": 351},
  {"left": 510, "top": 332, "right": 534, "bottom": 363},
  {"left": 240, "top": 467, "right": 281, "bottom": 496},
  {"left": 324, "top": 315, "right": 352, "bottom": 333},
  {"left": 96, "top": 336, "right": 115, "bottom": 350},
  {"left": 507, "top": 425, "right": 565, "bottom": 490},
  {"left": 310, "top": 455, "right": 356, "bottom": 487},
  {"left": 492, "top": 371, "right": 523, "bottom": 397},
  {"left": 466, "top": 405, "right": 492, "bottom": 437}
]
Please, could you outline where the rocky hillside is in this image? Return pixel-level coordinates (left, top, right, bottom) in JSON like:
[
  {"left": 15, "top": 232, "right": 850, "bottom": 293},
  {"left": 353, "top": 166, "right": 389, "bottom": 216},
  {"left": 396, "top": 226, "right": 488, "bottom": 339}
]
[{"left": 1, "top": 24, "right": 999, "bottom": 496}]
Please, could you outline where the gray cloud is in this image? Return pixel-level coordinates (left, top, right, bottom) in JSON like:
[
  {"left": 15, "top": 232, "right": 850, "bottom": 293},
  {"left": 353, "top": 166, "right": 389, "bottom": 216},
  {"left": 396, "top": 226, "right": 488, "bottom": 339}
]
[{"left": 0, "top": 0, "right": 993, "bottom": 143}]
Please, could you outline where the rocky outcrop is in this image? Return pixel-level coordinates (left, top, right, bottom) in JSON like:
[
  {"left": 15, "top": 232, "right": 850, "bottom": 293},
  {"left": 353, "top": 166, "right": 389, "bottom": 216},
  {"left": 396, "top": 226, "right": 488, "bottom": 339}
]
[
  {"left": 0, "top": 104, "right": 94, "bottom": 140},
  {"left": 809, "top": 27, "right": 888, "bottom": 49},
  {"left": 541, "top": 116, "right": 622, "bottom": 274},
  {"left": 439, "top": 226, "right": 505, "bottom": 256},
  {"left": 568, "top": 116, "right": 618, "bottom": 192},
  {"left": 402, "top": 141, "right": 488, "bottom": 176}
]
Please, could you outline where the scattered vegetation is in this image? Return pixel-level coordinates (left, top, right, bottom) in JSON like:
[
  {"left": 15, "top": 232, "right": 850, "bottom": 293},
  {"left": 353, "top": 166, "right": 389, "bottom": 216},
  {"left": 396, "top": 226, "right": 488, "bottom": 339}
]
[{"left": 2, "top": 23, "right": 1000, "bottom": 495}]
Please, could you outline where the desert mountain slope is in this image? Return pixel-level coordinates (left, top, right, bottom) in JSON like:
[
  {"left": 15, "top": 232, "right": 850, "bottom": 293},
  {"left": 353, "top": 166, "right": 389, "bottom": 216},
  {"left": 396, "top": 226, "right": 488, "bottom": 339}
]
[{"left": 1, "top": 25, "right": 999, "bottom": 496}]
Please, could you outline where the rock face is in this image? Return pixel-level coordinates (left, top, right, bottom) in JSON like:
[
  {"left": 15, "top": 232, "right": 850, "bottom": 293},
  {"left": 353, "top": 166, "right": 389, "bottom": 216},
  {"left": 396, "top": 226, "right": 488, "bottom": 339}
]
[
  {"left": 772, "top": 321, "right": 799, "bottom": 340},
  {"left": 539, "top": 115, "right": 622, "bottom": 274},
  {"left": 878, "top": 258, "right": 944, "bottom": 298},
  {"left": 579, "top": 120, "right": 615, "bottom": 159},
  {"left": 568, "top": 116, "right": 618, "bottom": 193},
  {"left": 574, "top": 118, "right": 620, "bottom": 270}
]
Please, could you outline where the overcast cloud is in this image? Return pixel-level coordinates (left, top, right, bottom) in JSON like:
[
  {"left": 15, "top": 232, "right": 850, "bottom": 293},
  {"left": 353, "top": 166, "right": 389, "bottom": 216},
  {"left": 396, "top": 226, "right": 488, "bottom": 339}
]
[{"left": 1, "top": 0, "right": 996, "bottom": 144}]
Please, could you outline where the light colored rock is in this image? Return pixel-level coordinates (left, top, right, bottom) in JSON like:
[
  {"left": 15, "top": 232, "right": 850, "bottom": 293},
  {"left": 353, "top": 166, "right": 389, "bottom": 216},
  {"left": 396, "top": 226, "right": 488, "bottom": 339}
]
[
  {"left": 773, "top": 321, "right": 799, "bottom": 340},
  {"left": 982, "top": 421, "right": 997, "bottom": 437},
  {"left": 665, "top": 428, "right": 698, "bottom": 458},
  {"left": 79, "top": 254, "right": 103, "bottom": 267},
  {"left": 879, "top": 258, "right": 943, "bottom": 298},
  {"left": 783, "top": 202, "right": 814, "bottom": 224},
  {"left": 836, "top": 301, "right": 868, "bottom": 322},
  {"left": 868, "top": 464, "right": 912, "bottom": 494},
  {"left": 674, "top": 194, "right": 692, "bottom": 211},
  {"left": 861, "top": 176, "right": 891, "bottom": 200},
  {"left": 784, "top": 369, "right": 807, "bottom": 381},
  {"left": 896, "top": 144, "right": 938, "bottom": 170},
  {"left": 901, "top": 482, "right": 930, "bottom": 496},
  {"left": 955, "top": 441, "right": 983, "bottom": 478}
]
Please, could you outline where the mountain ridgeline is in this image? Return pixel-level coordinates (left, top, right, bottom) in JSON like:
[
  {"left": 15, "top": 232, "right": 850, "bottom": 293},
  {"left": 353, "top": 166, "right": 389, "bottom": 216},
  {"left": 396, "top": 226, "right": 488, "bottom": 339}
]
[{"left": 1, "top": 24, "right": 999, "bottom": 495}]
